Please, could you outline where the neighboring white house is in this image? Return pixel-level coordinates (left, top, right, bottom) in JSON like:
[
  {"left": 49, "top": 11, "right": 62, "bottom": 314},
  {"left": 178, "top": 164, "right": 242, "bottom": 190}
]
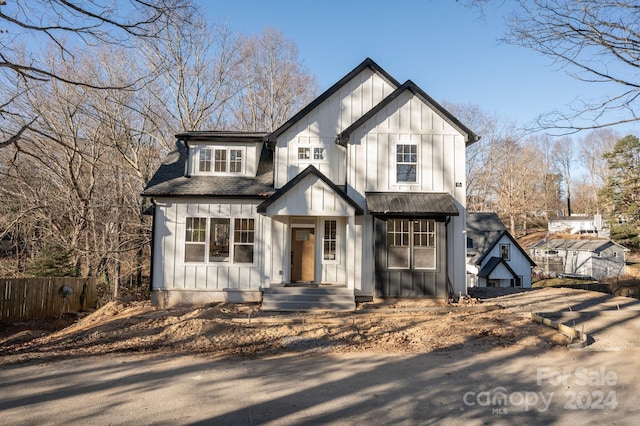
[
  {"left": 530, "top": 238, "right": 627, "bottom": 280},
  {"left": 548, "top": 215, "right": 609, "bottom": 237},
  {"left": 143, "top": 58, "right": 479, "bottom": 308},
  {"left": 466, "top": 213, "right": 535, "bottom": 288}
]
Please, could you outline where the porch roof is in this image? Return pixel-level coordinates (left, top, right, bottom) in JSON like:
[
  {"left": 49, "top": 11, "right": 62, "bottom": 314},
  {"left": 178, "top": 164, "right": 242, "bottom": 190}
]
[
  {"left": 365, "top": 192, "right": 459, "bottom": 217},
  {"left": 257, "top": 165, "right": 364, "bottom": 216}
]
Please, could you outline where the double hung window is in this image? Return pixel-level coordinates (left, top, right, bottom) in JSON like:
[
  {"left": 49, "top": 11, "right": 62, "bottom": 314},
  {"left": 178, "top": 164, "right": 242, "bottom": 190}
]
[{"left": 396, "top": 144, "right": 417, "bottom": 183}]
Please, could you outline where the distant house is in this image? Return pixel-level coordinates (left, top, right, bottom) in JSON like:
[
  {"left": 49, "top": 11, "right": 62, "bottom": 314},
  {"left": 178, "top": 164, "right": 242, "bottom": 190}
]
[
  {"left": 548, "top": 215, "right": 609, "bottom": 238},
  {"left": 466, "top": 213, "right": 536, "bottom": 288},
  {"left": 143, "top": 58, "right": 479, "bottom": 309},
  {"left": 530, "top": 238, "right": 627, "bottom": 280}
]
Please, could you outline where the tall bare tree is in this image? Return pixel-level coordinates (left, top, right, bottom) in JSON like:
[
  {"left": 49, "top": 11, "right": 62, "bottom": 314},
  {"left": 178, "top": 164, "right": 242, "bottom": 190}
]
[
  {"left": 232, "top": 26, "right": 318, "bottom": 132},
  {"left": 552, "top": 136, "right": 574, "bottom": 215},
  {"left": 578, "top": 128, "right": 620, "bottom": 213},
  {"left": 0, "top": 0, "right": 193, "bottom": 148},
  {"left": 466, "top": 0, "right": 640, "bottom": 132}
]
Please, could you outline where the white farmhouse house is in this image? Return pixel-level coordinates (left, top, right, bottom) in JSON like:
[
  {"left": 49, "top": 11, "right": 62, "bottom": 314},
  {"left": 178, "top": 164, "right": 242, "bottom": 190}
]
[
  {"left": 466, "top": 213, "right": 536, "bottom": 288},
  {"left": 143, "top": 58, "right": 479, "bottom": 309}
]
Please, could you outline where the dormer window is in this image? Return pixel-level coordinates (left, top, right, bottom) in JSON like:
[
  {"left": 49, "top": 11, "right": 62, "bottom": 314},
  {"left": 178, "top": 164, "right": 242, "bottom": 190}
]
[
  {"left": 199, "top": 149, "right": 212, "bottom": 172},
  {"left": 194, "top": 147, "right": 245, "bottom": 175}
]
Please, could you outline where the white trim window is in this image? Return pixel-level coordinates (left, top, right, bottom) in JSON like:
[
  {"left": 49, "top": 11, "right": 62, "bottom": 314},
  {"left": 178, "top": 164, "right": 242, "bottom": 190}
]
[
  {"left": 184, "top": 217, "right": 255, "bottom": 264},
  {"left": 323, "top": 219, "right": 337, "bottom": 261},
  {"left": 396, "top": 144, "right": 417, "bottom": 183},
  {"left": 233, "top": 218, "right": 255, "bottom": 263},
  {"left": 387, "top": 219, "right": 436, "bottom": 269},
  {"left": 199, "top": 148, "right": 212, "bottom": 172},
  {"left": 298, "top": 146, "right": 327, "bottom": 161},
  {"left": 185, "top": 217, "right": 207, "bottom": 262},
  {"left": 209, "top": 148, "right": 244, "bottom": 174}
]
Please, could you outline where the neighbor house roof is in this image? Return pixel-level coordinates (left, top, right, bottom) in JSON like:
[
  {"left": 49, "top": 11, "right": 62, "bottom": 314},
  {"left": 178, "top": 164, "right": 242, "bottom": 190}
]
[
  {"left": 466, "top": 212, "right": 535, "bottom": 266},
  {"left": 142, "top": 136, "right": 275, "bottom": 198},
  {"left": 366, "top": 192, "right": 459, "bottom": 217},
  {"left": 336, "top": 80, "right": 480, "bottom": 146},
  {"left": 265, "top": 58, "right": 401, "bottom": 143},
  {"left": 530, "top": 238, "right": 626, "bottom": 253}
]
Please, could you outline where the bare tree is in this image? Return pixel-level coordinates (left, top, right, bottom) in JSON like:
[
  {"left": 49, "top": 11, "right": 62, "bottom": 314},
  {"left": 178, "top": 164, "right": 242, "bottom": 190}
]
[
  {"left": 505, "top": 0, "right": 640, "bottom": 132},
  {"left": 552, "top": 136, "right": 574, "bottom": 215},
  {"left": 232, "top": 26, "right": 318, "bottom": 132},
  {"left": 578, "top": 128, "right": 620, "bottom": 213},
  {"left": 0, "top": 0, "right": 194, "bottom": 148}
]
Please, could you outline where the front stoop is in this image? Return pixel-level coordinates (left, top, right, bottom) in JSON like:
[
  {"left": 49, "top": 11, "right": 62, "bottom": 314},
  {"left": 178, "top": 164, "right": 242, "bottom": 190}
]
[{"left": 261, "top": 287, "right": 355, "bottom": 311}]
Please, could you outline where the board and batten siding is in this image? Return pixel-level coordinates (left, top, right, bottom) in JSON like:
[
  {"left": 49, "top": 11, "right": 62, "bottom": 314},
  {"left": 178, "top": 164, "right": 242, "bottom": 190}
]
[
  {"left": 344, "top": 90, "right": 468, "bottom": 294},
  {"left": 152, "top": 199, "right": 268, "bottom": 293},
  {"left": 275, "top": 68, "right": 397, "bottom": 188},
  {"left": 479, "top": 234, "right": 533, "bottom": 288}
]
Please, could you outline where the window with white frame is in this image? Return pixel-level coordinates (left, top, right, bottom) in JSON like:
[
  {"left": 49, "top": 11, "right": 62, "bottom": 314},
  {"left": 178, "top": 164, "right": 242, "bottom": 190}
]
[
  {"left": 323, "top": 220, "right": 337, "bottom": 261},
  {"left": 185, "top": 217, "right": 207, "bottom": 262},
  {"left": 298, "top": 147, "right": 310, "bottom": 160},
  {"left": 387, "top": 219, "right": 436, "bottom": 269},
  {"left": 314, "top": 147, "right": 326, "bottom": 160},
  {"left": 233, "top": 218, "right": 255, "bottom": 263},
  {"left": 396, "top": 144, "right": 417, "bottom": 183},
  {"left": 298, "top": 146, "right": 326, "bottom": 161},
  {"left": 199, "top": 149, "right": 212, "bottom": 172},
  {"left": 204, "top": 148, "right": 244, "bottom": 174},
  {"left": 184, "top": 217, "right": 254, "bottom": 264}
]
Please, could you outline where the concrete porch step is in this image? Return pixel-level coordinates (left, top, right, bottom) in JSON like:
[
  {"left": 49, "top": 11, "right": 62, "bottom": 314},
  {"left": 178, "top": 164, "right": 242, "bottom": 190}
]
[{"left": 261, "top": 287, "right": 355, "bottom": 311}]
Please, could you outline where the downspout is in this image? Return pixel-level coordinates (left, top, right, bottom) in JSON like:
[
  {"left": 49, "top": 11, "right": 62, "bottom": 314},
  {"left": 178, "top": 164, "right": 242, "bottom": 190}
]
[
  {"left": 149, "top": 198, "right": 157, "bottom": 297},
  {"left": 184, "top": 139, "right": 191, "bottom": 178},
  {"left": 444, "top": 215, "right": 454, "bottom": 301}
]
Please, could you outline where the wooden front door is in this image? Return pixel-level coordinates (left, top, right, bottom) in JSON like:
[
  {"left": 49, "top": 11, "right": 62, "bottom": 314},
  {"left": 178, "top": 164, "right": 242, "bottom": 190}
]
[{"left": 291, "top": 228, "right": 315, "bottom": 282}]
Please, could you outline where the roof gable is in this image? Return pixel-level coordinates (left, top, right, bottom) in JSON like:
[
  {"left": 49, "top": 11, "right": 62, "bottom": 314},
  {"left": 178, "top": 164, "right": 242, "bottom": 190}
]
[
  {"left": 266, "top": 58, "right": 401, "bottom": 143},
  {"left": 476, "top": 230, "right": 536, "bottom": 266},
  {"left": 336, "top": 80, "right": 479, "bottom": 146},
  {"left": 257, "top": 165, "right": 364, "bottom": 216},
  {"left": 478, "top": 256, "right": 519, "bottom": 279}
]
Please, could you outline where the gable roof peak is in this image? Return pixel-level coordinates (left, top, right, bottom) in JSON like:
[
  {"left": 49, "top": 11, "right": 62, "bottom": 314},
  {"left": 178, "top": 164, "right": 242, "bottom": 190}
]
[{"left": 266, "top": 58, "right": 401, "bottom": 142}]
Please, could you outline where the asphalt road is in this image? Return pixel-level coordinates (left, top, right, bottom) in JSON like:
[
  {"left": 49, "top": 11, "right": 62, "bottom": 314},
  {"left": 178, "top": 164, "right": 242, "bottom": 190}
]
[{"left": 1, "top": 347, "right": 639, "bottom": 425}]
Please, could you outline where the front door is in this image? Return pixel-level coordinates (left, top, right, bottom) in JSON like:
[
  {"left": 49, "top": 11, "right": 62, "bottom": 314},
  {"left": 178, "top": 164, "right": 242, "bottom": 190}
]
[{"left": 291, "top": 228, "right": 315, "bottom": 282}]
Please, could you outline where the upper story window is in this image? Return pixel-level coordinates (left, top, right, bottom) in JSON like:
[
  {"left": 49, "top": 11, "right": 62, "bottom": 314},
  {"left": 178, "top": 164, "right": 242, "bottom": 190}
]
[
  {"left": 313, "top": 147, "right": 326, "bottom": 160},
  {"left": 194, "top": 147, "right": 244, "bottom": 175},
  {"left": 199, "top": 149, "right": 212, "bottom": 172},
  {"left": 298, "top": 147, "right": 310, "bottom": 160},
  {"left": 396, "top": 144, "right": 417, "bottom": 183},
  {"left": 298, "top": 146, "right": 327, "bottom": 161},
  {"left": 500, "top": 244, "right": 510, "bottom": 260}
]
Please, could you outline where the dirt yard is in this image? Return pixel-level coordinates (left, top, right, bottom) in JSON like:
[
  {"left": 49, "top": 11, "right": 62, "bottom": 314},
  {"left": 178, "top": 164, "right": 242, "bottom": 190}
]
[{"left": 0, "top": 295, "right": 573, "bottom": 365}]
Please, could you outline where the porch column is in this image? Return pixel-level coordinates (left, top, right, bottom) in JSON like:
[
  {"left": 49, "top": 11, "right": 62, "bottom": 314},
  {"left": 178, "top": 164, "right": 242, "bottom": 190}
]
[{"left": 346, "top": 215, "right": 356, "bottom": 290}]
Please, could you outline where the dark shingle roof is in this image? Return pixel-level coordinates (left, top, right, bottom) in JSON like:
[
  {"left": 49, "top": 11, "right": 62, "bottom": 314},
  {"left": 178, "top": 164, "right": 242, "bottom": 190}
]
[
  {"left": 142, "top": 138, "right": 275, "bottom": 198},
  {"left": 477, "top": 256, "right": 518, "bottom": 279},
  {"left": 466, "top": 212, "right": 507, "bottom": 262}
]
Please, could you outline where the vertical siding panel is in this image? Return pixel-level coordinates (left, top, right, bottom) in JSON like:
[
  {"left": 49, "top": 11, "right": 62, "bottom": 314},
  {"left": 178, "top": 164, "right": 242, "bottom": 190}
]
[{"left": 422, "top": 134, "right": 433, "bottom": 190}]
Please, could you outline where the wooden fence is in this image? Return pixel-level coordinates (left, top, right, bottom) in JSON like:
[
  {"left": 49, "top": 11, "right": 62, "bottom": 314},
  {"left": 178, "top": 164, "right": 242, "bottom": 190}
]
[{"left": 0, "top": 277, "right": 98, "bottom": 323}]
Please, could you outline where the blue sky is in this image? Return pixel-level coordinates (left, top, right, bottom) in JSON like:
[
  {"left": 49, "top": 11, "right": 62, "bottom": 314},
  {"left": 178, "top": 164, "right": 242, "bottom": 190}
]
[{"left": 200, "top": 0, "right": 638, "bottom": 136}]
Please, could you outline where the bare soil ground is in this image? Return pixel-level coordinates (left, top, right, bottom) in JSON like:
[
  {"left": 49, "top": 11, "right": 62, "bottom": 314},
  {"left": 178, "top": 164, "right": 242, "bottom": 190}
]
[{"left": 0, "top": 296, "right": 571, "bottom": 365}]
